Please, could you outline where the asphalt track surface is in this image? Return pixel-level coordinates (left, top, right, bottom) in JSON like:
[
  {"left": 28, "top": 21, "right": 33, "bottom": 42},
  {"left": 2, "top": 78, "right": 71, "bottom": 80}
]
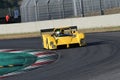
[{"left": 0, "top": 31, "right": 120, "bottom": 80}]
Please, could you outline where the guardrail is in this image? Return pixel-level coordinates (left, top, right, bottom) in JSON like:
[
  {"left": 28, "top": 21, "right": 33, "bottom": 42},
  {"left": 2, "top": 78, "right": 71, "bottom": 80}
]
[{"left": 0, "top": 14, "right": 120, "bottom": 34}]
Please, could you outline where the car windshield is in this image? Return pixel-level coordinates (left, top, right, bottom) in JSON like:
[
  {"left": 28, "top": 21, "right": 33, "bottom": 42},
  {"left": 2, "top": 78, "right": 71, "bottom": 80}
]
[{"left": 54, "top": 29, "right": 72, "bottom": 37}]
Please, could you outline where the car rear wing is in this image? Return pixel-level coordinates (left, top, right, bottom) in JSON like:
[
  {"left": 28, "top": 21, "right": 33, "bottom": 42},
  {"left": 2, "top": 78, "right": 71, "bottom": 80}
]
[
  {"left": 40, "top": 26, "right": 77, "bottom": 34},
  {"left": 69, "top": 26, "right": 77, "bottom": 30},
  {"left": 63, "top": 26, "right": 77, "bottom": 30},
  {"left": 41, "top": 28, "right": 54, "bottom": 33}
]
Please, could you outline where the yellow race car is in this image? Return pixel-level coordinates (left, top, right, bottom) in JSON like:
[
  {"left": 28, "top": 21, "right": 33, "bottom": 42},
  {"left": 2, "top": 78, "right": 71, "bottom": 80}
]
[{"left": 41, "top": 26, "right": 86, "bottom": 50}]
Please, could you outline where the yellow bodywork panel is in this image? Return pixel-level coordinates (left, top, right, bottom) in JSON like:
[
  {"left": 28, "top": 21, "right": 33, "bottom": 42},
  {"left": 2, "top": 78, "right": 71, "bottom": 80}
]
[
  {"left": 56, "top": 36, "right": 78, "bottom": 45},
  {"left": 41, "top": 26, "right": 86, "bottom": 49}
]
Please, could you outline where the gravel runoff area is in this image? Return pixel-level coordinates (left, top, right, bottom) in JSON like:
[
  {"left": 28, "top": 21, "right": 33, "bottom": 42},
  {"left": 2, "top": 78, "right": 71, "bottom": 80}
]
[{"left": 0, "top": 26, "right": 120, "bottom": 40}]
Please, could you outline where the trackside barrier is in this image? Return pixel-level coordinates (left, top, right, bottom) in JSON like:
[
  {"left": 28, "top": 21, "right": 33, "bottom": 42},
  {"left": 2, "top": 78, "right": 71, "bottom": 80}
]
[{"left": 0, "top": 14, "right": 120, "bottom": 34}]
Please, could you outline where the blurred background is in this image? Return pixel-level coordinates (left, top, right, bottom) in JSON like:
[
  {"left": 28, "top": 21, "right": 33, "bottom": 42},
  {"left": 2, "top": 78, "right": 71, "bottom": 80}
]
[
  {"left": 0, "top": 0, "right": 120, "bottom": 24},
  {"left": 0, "top": 0, "right": 22, "bottom": 24}
]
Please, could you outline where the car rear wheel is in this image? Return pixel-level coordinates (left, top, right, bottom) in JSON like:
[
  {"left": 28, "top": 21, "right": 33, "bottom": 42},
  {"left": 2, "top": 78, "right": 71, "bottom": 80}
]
[{"left": 42, "top": 38, "right": 44, "bottom": 48}]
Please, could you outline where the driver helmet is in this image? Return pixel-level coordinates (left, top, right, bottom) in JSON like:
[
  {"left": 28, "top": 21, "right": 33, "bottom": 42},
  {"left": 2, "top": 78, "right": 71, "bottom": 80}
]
[
  {"left": 55, "top": 29, "right": 61, "bottom": 35},
  {"left": 56, "top": 31, "right": 60, "bottom": 34}
]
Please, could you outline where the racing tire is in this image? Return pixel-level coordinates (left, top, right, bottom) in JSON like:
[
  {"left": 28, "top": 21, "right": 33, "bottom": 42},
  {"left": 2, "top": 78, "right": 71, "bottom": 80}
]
[{"left": 80, "top": 39, "right": 86, "bottom": 47}]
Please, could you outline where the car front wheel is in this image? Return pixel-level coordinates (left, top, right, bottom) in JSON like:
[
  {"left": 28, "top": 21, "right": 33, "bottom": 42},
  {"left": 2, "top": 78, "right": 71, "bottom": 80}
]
[{"left": 80, "top": 39, "right": 86, "bottom": 46}]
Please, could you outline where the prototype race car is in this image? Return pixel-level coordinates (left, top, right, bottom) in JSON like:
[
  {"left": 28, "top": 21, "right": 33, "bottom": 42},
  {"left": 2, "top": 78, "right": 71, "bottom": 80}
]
[{"left": 41, "top": 26, "right": 86, "bottom": 50}]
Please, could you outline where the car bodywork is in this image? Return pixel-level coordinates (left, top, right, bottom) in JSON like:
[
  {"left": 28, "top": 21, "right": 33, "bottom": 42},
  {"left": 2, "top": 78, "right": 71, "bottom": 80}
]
[{"left": 41, "top": 26, "right": 86, "bottom": 50}]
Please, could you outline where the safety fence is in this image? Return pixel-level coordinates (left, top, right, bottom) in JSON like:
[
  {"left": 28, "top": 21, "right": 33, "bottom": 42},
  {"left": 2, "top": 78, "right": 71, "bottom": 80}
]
[
  {"left": 0, "top": 0, "right": 120, "bottom": 23},
  {"left": 20, "top": 0, "right": 120, "bottom": 22}
]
